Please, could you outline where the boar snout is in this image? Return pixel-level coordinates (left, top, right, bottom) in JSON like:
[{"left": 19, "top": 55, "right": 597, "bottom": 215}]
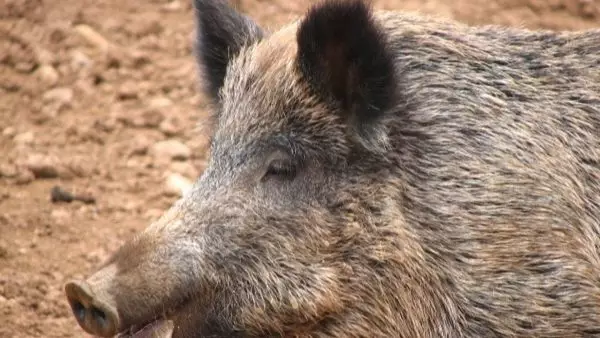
[
  {"left": 65, "top": 279, "right": 119, "bottom": 337},
  {"left": 64, "top": 203, "right": 203, "bottom": 337}
]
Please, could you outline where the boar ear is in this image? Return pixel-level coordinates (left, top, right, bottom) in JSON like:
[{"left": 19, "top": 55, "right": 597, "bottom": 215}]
[
  {"left": 193, "top": 0, "right": 264, "bottom": 102},
  {"left": 296, "top": 0, "right": 396, "bottom": 152}
]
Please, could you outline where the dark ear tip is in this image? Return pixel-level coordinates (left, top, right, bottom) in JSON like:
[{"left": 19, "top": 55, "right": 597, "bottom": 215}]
[
  {"left": 193, "top": 0, "right": 263, "bottom": 102},
  {"left": 296, "top": 0, "right": 397, "bottom": 122},
  {"left": 297, "top": 0, "right": 375, "bottom": 53},
  {"left": 301, "top": 0, "right": 373, "bottom": 22}
]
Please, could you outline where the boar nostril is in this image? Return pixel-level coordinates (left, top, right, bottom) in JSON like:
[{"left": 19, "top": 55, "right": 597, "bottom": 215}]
[
  {"left": 72, "top": 300, "right": 86, "bottom": 322},
  {"left": 90, "top": 306, "right": 107, "bottom": 328}
]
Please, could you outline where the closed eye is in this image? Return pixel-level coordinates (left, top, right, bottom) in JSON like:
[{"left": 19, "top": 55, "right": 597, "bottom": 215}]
[{"left": 263, "top": 158, "right": 297, "bottom": 181}]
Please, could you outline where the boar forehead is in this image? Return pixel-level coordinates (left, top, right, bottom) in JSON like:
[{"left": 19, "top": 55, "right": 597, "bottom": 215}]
[
  {"left": 210, "top": 24, "right": 350, "bottom": 169},
  {"left": 219, "top": 23, "right": 304, "bottom": 118}
]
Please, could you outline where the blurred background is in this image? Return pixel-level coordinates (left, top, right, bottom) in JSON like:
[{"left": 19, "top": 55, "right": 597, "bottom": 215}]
[{"left": 1, "top": 0, "right": 600, "bottom": 336}]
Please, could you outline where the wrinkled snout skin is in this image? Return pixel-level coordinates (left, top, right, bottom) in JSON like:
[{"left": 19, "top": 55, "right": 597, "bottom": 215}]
[{"left": 66, "top": 0, "right": 600, "bottom": 337}]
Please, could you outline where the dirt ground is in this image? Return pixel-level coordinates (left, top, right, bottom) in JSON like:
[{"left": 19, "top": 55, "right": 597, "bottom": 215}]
[{"left": 1, "top": 0, "right": 599, "bottom": 337}]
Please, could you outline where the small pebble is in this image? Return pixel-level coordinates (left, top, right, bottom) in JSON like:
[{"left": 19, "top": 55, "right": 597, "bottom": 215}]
[
  {"left": 162, "top": 1, "right": 182, "bottom": 11},
  {"left": 0, "top": 164, "right": 17, "bottom": 178},
  {"left": 15, "top": 62, "right": 35, "bottom": 73},
  {"left": 121, "top": 109, "right": 165, "bottom": 128},
  {"left": 24, "top": 154, "right": 60, "bottom": 178},
  {"left": 186, "top": 135, "right": 210, "bottom": 156},
  {"left": 93, "top": 117, "right": 118, "bottom": 133},
  {"left": 2, "top": 127, "right": 16, "bottom": 137},
  {"left": 42, "top": 87, "right": 73, "bottom": 104},
  {"left": 36, "top": 65, "right": 59, "bottom": 86},
  {"left": 14, "top": 170, "right": 35, "bottom": 185},
  {"left": 13, "top": 131, "right": 34, "bottom": 145},
  {"left": 150, "top": 139, "right": 191, "bottom": 161},
  {"left": 35, "top": 47, "right": 55, "bottom": 66},
  {"left": 164, "top": 172, "right": 193, "bottom": 197},
  {"left": 169, "top": 161, "right": 199, "bottom": 179},
  {"left": 159, "top": 116, "right": 183, "bottom": 136},
  {"left": 64, "top": 157, "right": 93, "bottom": 178},
  {"left": 149, "top": 96, "right": 173, "bottom": 108},
  {"left": 74, "top": 24, "right": 110, "bottom": 51},
  {"left": 138, "top": 109, "right": 164, "bottom": 128},
  {"left": 117, "top": 81, "right": 139, "bottom": 100},
  {"left": 50, "top": 209, "right": 70, "bottom": 222},
  {"left": 129, "top": 135, "right": 153, "bottom": 156}
]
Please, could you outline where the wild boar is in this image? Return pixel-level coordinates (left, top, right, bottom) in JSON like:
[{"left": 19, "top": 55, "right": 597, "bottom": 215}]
[{"left": 64, "top": 0, "right": 600, "bottom": 337}]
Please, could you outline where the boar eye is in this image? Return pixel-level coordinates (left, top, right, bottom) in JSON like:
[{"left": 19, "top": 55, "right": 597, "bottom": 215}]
[{"left": 263, "top": 158, "right": 297, "bottom": 181}]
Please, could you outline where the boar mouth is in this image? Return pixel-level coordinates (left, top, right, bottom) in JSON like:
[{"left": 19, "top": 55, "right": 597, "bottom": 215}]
[
  {"left": 117, "top": 319, "right": 173, "bottom": 338},
  {"left": 115, "top": 301, "right": 184, "bottom": 338}
]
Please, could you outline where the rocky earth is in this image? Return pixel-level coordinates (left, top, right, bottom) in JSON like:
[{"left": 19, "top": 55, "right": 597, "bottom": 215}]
[{"left": 1, "top": 0, "right": 599, "bottom": 336}]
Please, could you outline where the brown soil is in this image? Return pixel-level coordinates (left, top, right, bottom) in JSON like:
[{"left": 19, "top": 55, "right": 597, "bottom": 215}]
[{"left": 1, "top": 0, "right": 599, "bottom": 337}]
